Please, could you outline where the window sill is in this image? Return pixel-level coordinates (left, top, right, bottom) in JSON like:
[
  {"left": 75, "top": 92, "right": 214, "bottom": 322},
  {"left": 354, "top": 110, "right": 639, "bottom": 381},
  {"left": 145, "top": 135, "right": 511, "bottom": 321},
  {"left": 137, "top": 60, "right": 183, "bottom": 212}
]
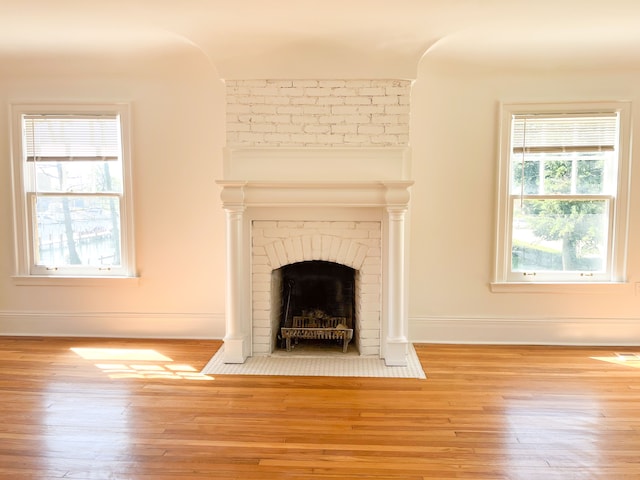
[
  {"left": 12, "top": 275, "right": 140, "bottom": 287},
  {"left": 490, "top": 282, "right": 632, "bottom": 294}
]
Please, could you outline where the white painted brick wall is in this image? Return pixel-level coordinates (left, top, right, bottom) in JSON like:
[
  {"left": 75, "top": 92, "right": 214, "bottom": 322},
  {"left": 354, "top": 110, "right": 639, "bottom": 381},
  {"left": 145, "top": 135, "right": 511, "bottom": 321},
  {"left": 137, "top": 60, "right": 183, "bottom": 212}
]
[
  {"left": 251, "top": 220, "right": 382, "bottom": 356},
  {"left": 226, "top": 79, "right": 411, "bottom": 147}
]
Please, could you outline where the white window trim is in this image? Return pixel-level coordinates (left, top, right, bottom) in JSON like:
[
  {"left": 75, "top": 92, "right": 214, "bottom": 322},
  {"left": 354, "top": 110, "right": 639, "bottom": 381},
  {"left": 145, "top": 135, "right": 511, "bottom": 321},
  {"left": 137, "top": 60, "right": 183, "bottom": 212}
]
[
  {"left": 492, "top": 101, "right": 632, "bottom": 291},
  {"left": 10, "top": 103, "right": 137, "bottom": 282}
]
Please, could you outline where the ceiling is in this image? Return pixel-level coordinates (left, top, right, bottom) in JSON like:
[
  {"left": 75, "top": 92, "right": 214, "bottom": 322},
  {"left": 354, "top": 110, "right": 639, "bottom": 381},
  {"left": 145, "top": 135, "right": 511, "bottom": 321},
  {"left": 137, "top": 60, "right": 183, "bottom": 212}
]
[{"left": 2, "top": 0, "right": 640, "bottom": 78}]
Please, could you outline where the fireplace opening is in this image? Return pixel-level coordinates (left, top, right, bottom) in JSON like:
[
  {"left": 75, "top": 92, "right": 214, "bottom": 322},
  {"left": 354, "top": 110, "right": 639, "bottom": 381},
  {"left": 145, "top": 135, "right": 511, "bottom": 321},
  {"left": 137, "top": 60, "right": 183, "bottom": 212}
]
[{"left": 272, "top": 260, "right": 357, "bottom": 353}]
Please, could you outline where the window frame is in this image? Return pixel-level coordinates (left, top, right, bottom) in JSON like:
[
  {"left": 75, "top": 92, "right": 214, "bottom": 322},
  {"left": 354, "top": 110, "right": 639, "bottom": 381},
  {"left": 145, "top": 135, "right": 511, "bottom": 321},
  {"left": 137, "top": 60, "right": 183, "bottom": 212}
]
[
  {"left": 493, "top": 101, "right": 632, "bottom": 287},
  {"left": 10, "top": 103, "right": 136, "bottom": 279}
]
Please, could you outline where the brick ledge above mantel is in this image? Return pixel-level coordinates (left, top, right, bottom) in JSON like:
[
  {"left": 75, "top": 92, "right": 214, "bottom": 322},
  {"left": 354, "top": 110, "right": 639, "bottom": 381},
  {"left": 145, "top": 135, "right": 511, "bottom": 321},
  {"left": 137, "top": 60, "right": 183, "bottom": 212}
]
[{"left": 222, "top": 146, "right": 412, "bottom": 182}]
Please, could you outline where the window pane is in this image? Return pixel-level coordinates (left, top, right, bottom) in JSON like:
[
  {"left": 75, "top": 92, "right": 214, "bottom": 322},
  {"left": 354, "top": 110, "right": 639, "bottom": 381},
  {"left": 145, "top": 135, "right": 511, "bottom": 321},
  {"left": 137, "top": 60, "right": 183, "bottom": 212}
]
[
  {"left": 576, "top": 157, "right": 605, "bottom": 194},
  {"left": 511, "top": 159, "right": 540, "bottom": 194},
  {"left": 543, "top": 159, "right": 572, "bottom": 194},
  {"left": 33, "top": 160, "right": 122, "bottom": 193},
  {"left": 35, "top": 195, "right": 122, "bottom": 268},
  {"left": 511, "top": 199, "right": 608, "bottom": 272}
]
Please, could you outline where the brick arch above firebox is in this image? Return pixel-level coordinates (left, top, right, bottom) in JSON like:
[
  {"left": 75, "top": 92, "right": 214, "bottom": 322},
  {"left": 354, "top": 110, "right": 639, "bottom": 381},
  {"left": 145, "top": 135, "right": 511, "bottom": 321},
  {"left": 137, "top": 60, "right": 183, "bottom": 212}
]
[
  {"left": 261, "top": 235, "right": 370, "bottom": 271},
  {"left": 252, "top": 220, "right": 382, "bottom": 273}
]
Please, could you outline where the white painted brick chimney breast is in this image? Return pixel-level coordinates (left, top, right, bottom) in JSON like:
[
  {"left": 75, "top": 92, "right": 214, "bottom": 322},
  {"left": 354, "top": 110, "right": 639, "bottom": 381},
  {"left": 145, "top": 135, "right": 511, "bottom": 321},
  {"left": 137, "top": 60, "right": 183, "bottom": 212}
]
[{"left": 226, "top": 79, "right": 411, "bottom": 147}]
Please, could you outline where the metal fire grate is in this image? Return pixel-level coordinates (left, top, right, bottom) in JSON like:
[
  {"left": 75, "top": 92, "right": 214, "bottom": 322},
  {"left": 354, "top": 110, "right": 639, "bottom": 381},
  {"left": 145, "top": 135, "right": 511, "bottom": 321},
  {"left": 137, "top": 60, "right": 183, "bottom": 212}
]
[{"left": 281, "top": 316, "right": 353, "bottom": 353}]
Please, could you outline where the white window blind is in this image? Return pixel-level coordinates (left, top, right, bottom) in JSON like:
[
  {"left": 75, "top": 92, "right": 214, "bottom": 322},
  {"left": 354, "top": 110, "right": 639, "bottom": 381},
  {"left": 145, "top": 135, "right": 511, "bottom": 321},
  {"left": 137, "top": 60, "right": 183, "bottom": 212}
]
[
  {"left": 23, "top": 115, "right": 120, "bottom": 162},
  {"left": 511, "top": 113, "right": 618, "bottom": 154}
]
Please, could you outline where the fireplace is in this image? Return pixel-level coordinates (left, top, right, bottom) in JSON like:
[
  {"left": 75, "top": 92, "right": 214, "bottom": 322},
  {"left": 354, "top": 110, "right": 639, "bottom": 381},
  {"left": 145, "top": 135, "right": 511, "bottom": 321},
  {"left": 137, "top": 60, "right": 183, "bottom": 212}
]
[
  {"left": 219, "top": 78, "right": 413, "bottom": 366},
  {"left": 217, "top": 147, "right": 413, "bottom": 366}
]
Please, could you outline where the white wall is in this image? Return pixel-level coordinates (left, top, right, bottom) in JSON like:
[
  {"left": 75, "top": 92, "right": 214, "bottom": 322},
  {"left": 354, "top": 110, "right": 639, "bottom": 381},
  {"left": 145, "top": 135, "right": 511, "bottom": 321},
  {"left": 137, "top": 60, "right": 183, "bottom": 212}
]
[
  {"left": 409, "top": 57, "right": 640, "bottom": 344},
  {"left": 2, "top": 45, "right": 640, "bottom": 344},
  {"left": 0, "top": 48, "right": 228, "bottom": 338}
]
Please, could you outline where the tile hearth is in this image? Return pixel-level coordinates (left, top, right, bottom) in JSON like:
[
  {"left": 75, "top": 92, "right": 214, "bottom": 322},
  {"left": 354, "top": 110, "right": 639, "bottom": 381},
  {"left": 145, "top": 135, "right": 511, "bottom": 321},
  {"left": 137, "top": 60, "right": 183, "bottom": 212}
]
[{"left": 201, "top": 344, "right": 426, "bottom": 379}]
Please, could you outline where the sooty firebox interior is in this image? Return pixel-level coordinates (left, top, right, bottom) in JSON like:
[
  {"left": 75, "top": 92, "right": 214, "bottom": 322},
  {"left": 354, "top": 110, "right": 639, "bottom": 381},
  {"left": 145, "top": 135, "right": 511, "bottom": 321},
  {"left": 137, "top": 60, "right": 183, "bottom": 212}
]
[{"left": 274, "top": 261, "right": 356, "bottom": 352}]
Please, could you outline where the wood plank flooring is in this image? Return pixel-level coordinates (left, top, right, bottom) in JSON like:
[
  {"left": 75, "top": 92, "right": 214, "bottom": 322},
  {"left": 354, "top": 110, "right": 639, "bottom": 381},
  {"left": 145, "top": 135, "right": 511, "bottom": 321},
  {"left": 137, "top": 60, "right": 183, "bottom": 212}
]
[{"left": 1, "top": 337, "right": 639, "bottom": 479}]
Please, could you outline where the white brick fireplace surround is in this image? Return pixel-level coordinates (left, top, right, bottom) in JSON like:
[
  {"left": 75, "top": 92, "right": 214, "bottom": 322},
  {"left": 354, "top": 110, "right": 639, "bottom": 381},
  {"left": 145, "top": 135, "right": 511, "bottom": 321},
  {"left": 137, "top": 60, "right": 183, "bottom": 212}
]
[
  {"left": 218, "top": 79, "right": 413, "bottom": 366},
  {"left": 251, "top": 219, "right": 383, "bottom": 357}
]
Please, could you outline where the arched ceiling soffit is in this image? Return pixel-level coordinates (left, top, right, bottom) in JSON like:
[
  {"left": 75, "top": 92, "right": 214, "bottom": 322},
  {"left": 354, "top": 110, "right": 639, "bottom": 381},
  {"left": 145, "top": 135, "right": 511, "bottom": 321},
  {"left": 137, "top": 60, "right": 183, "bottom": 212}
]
[{"left": 2, "top": 1, "right": 640, "bottom": 78}]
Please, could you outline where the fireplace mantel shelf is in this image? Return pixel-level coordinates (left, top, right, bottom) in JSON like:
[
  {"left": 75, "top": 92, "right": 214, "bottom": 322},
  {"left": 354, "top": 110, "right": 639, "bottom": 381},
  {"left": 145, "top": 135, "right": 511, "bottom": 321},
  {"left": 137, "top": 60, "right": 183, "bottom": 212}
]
[{"left": 217, "top": 180, "right": 414, "bottom": 209}]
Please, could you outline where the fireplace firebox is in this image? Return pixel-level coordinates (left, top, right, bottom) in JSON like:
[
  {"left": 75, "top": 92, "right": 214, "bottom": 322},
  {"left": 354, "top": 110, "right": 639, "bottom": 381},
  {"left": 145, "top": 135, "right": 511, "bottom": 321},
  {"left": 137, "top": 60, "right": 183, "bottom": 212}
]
[{"left": 274, "top": 261, "right": 356, "bottom": 353}]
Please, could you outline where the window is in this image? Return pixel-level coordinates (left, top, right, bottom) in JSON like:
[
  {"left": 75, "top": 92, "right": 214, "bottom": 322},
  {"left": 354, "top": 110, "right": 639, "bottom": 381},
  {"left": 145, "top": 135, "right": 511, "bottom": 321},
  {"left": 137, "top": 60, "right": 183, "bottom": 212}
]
[
  {"left": 494, "top": 102, "right": 631, "bottom": 284},
  {"left": 11, "top": 104, "right": 135, "bottom": 278}
]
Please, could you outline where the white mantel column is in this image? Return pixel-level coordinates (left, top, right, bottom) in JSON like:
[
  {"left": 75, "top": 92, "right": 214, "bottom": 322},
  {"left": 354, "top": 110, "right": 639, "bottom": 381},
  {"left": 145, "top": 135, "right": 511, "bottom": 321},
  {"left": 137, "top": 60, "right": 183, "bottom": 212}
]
[
  {"left": 221, "top": 184, "right": 250, "bottom": 363},
  {"left": 383, "top": 184, "right": 411, "bottom": 366}
]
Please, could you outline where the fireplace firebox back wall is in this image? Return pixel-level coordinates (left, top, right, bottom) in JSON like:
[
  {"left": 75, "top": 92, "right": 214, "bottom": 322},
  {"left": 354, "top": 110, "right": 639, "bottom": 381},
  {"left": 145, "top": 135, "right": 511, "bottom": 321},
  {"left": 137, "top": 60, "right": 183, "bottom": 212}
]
[{"left": 273, "top": 261, "right": 356, "bottom": 352}]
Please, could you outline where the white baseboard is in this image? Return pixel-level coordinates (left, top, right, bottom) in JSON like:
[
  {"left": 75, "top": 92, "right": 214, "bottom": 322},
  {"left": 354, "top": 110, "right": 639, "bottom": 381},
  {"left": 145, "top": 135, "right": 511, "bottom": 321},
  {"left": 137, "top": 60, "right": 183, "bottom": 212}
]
[
  {"left": 3, "top": 311, "right": 639, "bottom": 346},
  {"left": 0, "top": 311, "right": 225, "bottom": 339},
  {"left": 409, "top": 315, "right": 640, "bottom": 346}
]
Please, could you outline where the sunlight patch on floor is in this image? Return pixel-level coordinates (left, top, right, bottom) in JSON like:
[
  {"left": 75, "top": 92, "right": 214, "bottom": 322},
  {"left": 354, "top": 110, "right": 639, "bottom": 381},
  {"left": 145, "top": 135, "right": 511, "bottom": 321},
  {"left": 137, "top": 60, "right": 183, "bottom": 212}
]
[
  {"left": 71, "top": 347, "right": 213, "bottom": 380},
  {"left": 591, "top": 352, "right": 640, "bottom": 369},
  {"left": 71, "top": 347, "right": 173, "bottom": 361}
]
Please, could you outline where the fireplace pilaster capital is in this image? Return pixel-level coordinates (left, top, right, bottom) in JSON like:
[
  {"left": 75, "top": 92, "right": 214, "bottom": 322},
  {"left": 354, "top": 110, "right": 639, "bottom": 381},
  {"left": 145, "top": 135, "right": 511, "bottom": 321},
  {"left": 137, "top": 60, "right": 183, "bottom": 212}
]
[
  {"left": 382, "top": 181, "right": 412, "bottom": 209},
  {"left": 218, "top": 181, "right": 247, "bottom": 209}
]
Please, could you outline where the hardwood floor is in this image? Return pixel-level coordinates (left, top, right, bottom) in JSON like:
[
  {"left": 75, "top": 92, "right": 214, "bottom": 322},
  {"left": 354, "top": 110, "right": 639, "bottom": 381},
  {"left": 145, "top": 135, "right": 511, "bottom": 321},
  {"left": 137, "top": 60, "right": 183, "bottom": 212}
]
[{"left": 1, "top": 337, "right": 639, "bottom": 479}]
